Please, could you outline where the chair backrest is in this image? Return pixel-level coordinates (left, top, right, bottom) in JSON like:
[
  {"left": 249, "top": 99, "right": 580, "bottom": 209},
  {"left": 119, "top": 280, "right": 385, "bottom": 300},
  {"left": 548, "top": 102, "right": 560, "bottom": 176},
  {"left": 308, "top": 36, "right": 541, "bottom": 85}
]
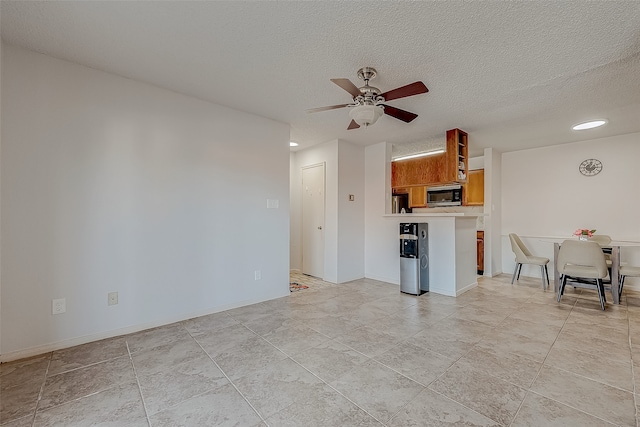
[
  {"left": 509, "top": 233, "right": 532, "bottom": 263},
  {"left": 588, "top": 234, "right": 612, "bottom": 245},
  {"left": 557, "top": 240, "right": 608, "bottom": 278}
]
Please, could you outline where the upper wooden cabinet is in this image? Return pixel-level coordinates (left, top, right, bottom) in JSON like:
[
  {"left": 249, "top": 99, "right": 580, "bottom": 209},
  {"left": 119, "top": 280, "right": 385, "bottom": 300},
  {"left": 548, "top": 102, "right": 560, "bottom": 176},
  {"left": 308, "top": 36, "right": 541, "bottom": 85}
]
[
  {"left": 466, "top": 169, "right": 484, "bottom": 206},
  {"left": 392, "top": 128, "right": 468, "bottom": 188},
  {"left": 408, "top": 186, "right": 427, "bottom": 208}
]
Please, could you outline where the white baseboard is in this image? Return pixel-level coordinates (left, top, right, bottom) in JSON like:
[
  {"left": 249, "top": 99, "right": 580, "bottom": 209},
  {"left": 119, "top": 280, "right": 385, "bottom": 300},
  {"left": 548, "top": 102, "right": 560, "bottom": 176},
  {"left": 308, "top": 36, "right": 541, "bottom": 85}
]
[
  {"left": 364, "top": 273, "right": 399, "bottom": 285},
  {"left": 456, "top": 281, "right": 478, "bottom": 296},
  {"left": 0, "top": 291, "right": 289, "bottom": 363}
]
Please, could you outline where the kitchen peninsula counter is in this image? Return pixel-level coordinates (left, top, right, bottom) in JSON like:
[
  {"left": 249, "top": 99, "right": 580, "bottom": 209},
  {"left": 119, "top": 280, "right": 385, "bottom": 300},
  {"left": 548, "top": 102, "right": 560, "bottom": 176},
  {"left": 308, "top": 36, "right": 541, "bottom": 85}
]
[{"left": 384, "top": 213, "right": 478, "bottom": 296}]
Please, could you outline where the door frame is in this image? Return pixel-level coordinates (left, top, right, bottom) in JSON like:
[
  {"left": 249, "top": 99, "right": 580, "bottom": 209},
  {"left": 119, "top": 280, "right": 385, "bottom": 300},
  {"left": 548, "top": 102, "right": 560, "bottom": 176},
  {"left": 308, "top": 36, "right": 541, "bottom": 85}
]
[{"left": 301, "top": 162, "right": 326, "bottom": 279}]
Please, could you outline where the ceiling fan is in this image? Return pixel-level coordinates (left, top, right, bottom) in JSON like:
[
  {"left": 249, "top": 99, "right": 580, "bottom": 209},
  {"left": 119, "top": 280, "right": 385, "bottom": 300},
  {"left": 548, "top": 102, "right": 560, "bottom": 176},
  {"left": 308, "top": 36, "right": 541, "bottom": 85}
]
[{"left": 306, "top": 67, "right": 428, "bottom": 130}]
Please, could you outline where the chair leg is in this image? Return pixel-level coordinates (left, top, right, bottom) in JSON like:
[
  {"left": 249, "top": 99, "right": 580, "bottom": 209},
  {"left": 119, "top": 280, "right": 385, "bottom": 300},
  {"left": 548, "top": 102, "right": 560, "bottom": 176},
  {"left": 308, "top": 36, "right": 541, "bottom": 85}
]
[
  {"left": 596, "top": 279, "right": 606, "bottom": 311},
  {"left": 557, "top": 274, "right": 567, "bottom": 302},
  {"left": 511, "top": 263, "right": 520, "bottom": 284},
  {"left": 544, "top": 265, "right": 550, "bottom": 290},
  {"left": 540, "top": 265, "right": 546, "bottom": 290},
  {"left": 619, "top": 275, "right": 626, "bottom": 300},
  {"left": 516, "top": 264, "right": 523, "bottom": 280}
]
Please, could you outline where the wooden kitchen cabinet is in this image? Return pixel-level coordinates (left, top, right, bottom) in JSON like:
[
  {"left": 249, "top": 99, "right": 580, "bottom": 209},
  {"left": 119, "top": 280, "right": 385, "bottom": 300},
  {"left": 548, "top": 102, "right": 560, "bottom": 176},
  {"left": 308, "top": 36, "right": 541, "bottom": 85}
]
[
  {"left": 392, "top": 128, "right": 468, "bottom": 189},
  {"left": 466, "top": 169, "right": 484, "bottom": 206},
  {"left": 408, "top": 186, "right": 427, "bottom": 208},
  {"left": 477, "top": 231, "right": 484, "bottom": 274}
]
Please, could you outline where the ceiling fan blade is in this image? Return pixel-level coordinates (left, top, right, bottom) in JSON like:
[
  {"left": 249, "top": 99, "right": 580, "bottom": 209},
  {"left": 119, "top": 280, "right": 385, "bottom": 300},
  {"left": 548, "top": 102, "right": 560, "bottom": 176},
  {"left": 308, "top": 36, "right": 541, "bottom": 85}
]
[
  {"left": 331, "top": 78, "right": 361, "bottom": 98},
  {"left": 347, "top": 119, "right": 360, "bottom": 130},
  {"left": 306, "top": 104, "right": 350, "bottom": 113},
  {"left": 380, "top": 81, "right": 428, "bottom": 102},
  {"left": 382, "top": 104, "right": 418, "bottom": 123}
]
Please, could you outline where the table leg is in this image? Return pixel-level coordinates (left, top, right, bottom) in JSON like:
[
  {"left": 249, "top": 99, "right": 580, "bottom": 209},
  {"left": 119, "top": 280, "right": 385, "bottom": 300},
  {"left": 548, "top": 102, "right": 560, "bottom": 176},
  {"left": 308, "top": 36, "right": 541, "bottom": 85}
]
[
  {"left": 611, "top": 246, "right": 620, "bottom": 304},
  {"left": 553, "top": 243, "right": 560, "bottom": 293}
]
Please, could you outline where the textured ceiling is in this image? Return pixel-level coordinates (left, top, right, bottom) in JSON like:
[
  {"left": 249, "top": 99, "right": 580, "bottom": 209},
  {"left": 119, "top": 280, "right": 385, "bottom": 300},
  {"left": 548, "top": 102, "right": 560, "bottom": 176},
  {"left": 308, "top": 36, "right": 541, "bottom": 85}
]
[{"left": 2, "top": 1, "right": 640, "bottom": 156}]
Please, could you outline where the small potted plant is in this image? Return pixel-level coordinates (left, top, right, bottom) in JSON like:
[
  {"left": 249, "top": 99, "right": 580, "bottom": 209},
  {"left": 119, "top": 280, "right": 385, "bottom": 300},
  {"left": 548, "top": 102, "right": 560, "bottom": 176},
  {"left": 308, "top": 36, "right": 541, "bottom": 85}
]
[{"left": 573, "top": 228, "right": 596, "bottom": 241}]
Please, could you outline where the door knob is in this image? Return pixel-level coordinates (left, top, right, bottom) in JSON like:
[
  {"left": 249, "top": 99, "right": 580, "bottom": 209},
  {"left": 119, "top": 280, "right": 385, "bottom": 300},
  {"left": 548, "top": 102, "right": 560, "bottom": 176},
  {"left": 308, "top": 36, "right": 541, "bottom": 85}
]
[{"left": 318, "top": 226, "right": 323, "bottom": 230}]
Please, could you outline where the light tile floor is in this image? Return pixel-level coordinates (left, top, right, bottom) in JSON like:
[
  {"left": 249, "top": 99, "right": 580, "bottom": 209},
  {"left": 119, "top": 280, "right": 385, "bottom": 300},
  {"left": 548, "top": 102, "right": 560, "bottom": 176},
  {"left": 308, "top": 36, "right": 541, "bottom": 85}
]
[{"left": 2, "top": 273, "right": 640, "bottom": 426}]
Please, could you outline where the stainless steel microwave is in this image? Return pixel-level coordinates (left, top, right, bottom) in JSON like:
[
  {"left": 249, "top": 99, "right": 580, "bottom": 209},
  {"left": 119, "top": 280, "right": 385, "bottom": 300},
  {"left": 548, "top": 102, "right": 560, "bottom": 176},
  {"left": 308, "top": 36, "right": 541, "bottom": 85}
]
[{"left": 427, "top": 185, "right": 462, "bottom": 207}]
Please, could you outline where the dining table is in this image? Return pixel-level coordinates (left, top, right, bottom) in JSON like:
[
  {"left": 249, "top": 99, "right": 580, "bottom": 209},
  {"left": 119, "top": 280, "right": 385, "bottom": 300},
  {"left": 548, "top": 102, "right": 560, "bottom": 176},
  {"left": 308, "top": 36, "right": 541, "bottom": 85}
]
[{"left": 543, "top": 237, "right": 640, "bottom": 305}]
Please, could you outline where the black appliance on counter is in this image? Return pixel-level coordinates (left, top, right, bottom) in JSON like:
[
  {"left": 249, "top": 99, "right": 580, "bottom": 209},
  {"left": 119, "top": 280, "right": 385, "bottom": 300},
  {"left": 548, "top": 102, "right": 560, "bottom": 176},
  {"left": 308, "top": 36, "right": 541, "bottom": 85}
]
[
  {"left": 392, "top": 193, "right": 411, "bottom": 213},
  {"left": 399, "top": 223, "right": 429, "bottom": 295}
]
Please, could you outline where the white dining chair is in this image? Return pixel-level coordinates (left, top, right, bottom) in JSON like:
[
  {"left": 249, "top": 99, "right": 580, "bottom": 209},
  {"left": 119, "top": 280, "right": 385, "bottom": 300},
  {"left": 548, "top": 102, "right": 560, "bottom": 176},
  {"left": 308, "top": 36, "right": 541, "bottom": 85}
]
[
  {"left": 556, "top": 240, "right": 609, "bottom": 310},
  {"left": 509, "top": 233, "right": 550, "bottom": 289},
  {"left": 619, "top": 265, "right": 640, "bottom": 299}
]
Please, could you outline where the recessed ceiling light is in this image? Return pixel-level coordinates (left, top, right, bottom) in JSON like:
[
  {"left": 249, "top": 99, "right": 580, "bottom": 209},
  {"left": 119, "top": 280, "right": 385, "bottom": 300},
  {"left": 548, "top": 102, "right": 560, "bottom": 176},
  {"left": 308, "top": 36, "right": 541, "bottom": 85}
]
[
  {"left": 572, "top": 120, "right": 607, "bottom": 131},
  {"left": 289, "top": 141, "right": 299, "bottom": 147}
]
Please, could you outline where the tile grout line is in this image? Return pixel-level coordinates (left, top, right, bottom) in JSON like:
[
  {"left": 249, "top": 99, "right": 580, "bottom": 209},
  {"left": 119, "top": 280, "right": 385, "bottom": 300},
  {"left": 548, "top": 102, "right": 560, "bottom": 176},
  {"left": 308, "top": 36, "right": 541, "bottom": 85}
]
[
  {"left": 186, "top": 328, "right": 269, "bottom": 426},
  {"left": 127, "top": 341, "right": 152, "bottom": 426},
  {"left": 28, "top": 351, "right": 53, "bottom": 427},
  {"left": 506, "top": 294, "right": 579, "bottom": 426}
]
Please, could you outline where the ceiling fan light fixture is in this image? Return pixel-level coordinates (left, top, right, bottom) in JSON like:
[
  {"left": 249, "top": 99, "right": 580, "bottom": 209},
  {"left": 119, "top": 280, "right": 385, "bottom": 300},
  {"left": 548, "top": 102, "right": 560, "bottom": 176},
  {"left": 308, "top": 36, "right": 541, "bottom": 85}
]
[
  {"left": 572, "top": 119, "right": 607, "bottom": 131},
  {"left": 349, "top": 104, "right": 383, "bottom": 127}
]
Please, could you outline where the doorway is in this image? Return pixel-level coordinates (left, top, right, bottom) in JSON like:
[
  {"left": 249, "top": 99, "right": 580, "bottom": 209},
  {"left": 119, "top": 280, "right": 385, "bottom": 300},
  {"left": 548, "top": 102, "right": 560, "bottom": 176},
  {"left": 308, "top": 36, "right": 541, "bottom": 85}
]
[{"left": 302, "top": 163, "right": 325, "bottom": 279}]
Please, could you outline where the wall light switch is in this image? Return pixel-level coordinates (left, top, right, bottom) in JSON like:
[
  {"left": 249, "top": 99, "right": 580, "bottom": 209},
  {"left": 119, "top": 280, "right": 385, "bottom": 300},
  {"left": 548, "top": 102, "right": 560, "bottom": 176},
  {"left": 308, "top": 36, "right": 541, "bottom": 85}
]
[
  {"left": 254, "top": 270, "right": 261, "bottom": 280},
  {"left": 267, "top": 199, "right": 279, "bottom": 209},
  {"left": 349, "top": 194, "right": 355, "bottom": 201}
]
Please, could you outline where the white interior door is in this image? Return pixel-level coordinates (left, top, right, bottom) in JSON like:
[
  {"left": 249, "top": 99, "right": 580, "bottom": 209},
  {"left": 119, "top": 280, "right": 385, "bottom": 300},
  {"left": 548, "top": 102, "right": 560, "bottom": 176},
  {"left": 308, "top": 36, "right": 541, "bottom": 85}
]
[{"left": 302, "top": 164, "right": 325, "bottom": 278}]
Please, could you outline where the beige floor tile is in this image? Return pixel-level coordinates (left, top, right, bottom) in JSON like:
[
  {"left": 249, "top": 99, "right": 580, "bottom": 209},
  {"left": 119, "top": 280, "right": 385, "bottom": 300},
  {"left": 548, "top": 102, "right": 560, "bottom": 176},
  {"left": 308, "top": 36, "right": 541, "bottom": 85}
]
[
  {"left": 561, "top": 321, "right": 630, "bottom": 345},
  {"left": 233, "top": 358, "right": 324, "bottom": 419},
  {"left": 131, "top": 337, "right": 208, "bottom": 376},
  {"left": 292, "top": 340, "right": 370, "bottom": 382},
  {"left": 0, "top": 377, "right": 42, "bottom": 424},
  {"left": 455, "top": 347, "right": 542, "bottom": 389},
  {"left": 48, "top": 336, "right": 128, "bottom": 376},
  {"left": 506, "top": 302, "right": 571, "bottom": 327},
  {"left": 429, "top": 363, "right": 527, "bottom": 426},
  {"left": 497, "top": 317, "right": 562, "bottom": 343},
  {"left": 544, "top": 345, "right": 633, "bottom": 391},
  {"left": 125, "top": 323, "right": 190, "bottom": 354},
  {"left": 531, "top": 365, "right": 635, "bottom": 426},
  {"left": 511, "top": 392, "right": 616, "bottom": 426},
  {"left": 262, "top": 325, "right": 330, "bottom": 356},
  {"left": 374, "top": 342, "right": 456, "bottom": 386},
  {"left": 213, "top": 335, "right": 288, "bottom": 380},
  {"left": 330, "top": 359, "right": 424, "bottom": 423},
  {"left": 137, "top": 354, "right": 229, "bottom": 415},
  {"left": 552, "top": 329, "right": 631, "bottom": 363},
  {"left": 367, "top": 315, "right": 428, "bottom": 340},
  {"left": 149, "top": 383, "right": 262, "bottom": 427},
  {"left": 1, "top": 415, "right": 34, "bottom": 427},
  {"left": 39, "top": 356, "right": 135, "bottom": 411},
  {"left": 192, "top": 323, "right": 257, "bottom": 358},
  {"left": 240, "top": 312, "right": 296, "bottom": 336},
  {"left": 0, "top": 354, "right": 49, "bottom": 391},
  {"left": 451, "top": 305, "right": 512, "bottom": 327},
  {"left": 302, "top": 315, "right": 364, "bottom": 338},
  {"left": 33, "top": 381, "right": 146, "bottom": 427},
  {"left": 388, "top": 388, "right": 501, "bottom": 427},
  {"left": 181, "top": 311, "right": 239, "bottom": 336},
  {"left": 265, "top": 384, "right": 381, "bottom": 426},
  {"left": 224, "top": 302, "right": 276, "bottom": 323},
  {"left": 475, "top": 330, "right": 553, "bottom": 362},
  {"left": 334, "top": 325, "right": 402, "bottom": 358}
]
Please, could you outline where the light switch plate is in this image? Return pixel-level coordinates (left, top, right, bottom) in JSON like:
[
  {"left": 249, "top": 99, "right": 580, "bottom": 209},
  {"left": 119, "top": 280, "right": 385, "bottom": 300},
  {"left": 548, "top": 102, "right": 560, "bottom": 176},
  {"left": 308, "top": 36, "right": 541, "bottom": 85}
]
[{"left": 52, "top": 298, "right": 66, "bottom": 315}]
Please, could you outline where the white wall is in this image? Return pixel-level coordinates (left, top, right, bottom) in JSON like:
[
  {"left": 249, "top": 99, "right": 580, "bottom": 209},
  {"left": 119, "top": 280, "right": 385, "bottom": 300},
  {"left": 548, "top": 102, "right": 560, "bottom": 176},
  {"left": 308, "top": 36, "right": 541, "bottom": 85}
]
[
  {"left": 501, "top": 132, "right": 640, "bottom": 287},
  {"left": 289, "top": 152, "right": 301, "bottom": 271},
  {"left": 364, "top": 142, "right": 399, "bottom": 283},
  {"left": 0, "top": 38, "right": 4, "bottom": 351},
  {"left": 484, "top": 148, "right": 502, "bottom": 276},
  {"left": 1, "top": 45, "right": 291, "bottom": 359},
  {"left": 337, "top": 141, "right": 364, "bottom": 283}
]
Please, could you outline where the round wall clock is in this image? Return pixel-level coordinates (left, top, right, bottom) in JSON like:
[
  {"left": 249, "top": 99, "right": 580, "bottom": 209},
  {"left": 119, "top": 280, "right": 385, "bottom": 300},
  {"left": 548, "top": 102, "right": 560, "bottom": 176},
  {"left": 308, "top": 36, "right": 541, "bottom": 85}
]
[{"left": 579, "top": 159, "right": 603, "bottom": 176}]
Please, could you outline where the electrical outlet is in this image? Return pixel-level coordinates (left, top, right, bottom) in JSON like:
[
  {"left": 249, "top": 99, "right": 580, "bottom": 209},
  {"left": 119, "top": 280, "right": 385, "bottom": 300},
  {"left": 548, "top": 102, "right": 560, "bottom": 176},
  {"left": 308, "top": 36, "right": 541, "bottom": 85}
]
[
  {"left": 108, "top": 292, "right": 118, "bottom": 306},
  {"left": 52, "top": 298, "right": 66, "bottom": 315},
  {"left": 254, "top": 270, "right": 261, "bottom": 280}
]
